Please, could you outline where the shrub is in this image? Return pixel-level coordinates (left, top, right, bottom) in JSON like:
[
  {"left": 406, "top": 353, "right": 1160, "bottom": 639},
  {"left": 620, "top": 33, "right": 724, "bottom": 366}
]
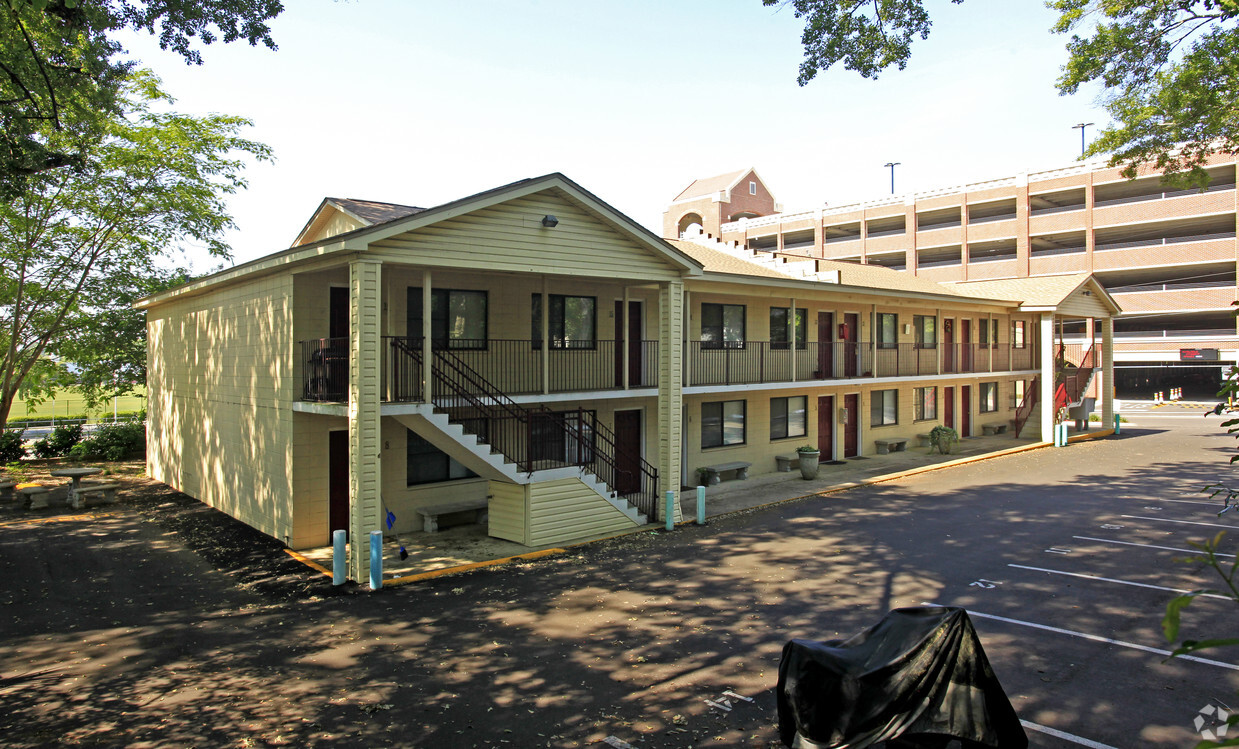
[
  {"left": 928, "top": 425, "right": 959, "bottom": 455},
  {"left": 0, "top": 429, "right": 27, "bottom": 463},
  {"left": 32, "top": 424, "right": 84, "bottom": 458},
  {"left": 70, "top": 422, "right": 146, "bottom": 461}
]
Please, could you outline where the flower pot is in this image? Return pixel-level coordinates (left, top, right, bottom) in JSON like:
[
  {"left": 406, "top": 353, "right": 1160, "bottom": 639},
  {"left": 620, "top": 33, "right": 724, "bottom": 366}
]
[{"left": 798, "top": 451, "right": 820, "bottom": 479}]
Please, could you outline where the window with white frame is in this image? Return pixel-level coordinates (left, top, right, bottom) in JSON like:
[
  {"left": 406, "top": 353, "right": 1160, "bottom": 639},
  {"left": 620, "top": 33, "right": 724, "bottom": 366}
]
[
  {"left": 914, "top": 387, "right": 937, "bottom": 421},
  {"left": 1012, "top": 379, "right": 1027, "bottom": 409},
  {"left": 870, "top": 389, "right": 898, "bottom": 427},
  {"left": 703, "top": 400, "right": 746, "bottom": 448},
  {"left": 770, "top": 396, "right": 808, "bottom": 440},
  {"left": 980, "top": 382, "right": 998, "bottom": 412},
  {"left": 877, "top": 312, "right": 898, "bottom": 349},
  {"left": 702, "top": 303, "right": 746, "bottom": 349},
  {"left": 749, "top": 181, "right": 757, "bottom": 195},
  {"left": 407, "top": 429, "right": 478, "bottom": 486}
]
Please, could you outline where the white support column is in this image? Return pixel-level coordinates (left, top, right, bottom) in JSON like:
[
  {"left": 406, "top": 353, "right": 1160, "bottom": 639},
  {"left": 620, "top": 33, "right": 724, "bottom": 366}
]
[
  {"left": 1102, "top": 317, "right": 1115, "bottom": 425},
  {"left": 658, "top": 280, "right": 684, "bottom": 523},
  {"left": 349, "top": 257, "right": 384, "bottom": 583},
  {"left": 1039, "top": 312, "right": 1056, "bottom": 443},
  {"left": 421, "top": 271, "right": 432, "bottom": 404}
]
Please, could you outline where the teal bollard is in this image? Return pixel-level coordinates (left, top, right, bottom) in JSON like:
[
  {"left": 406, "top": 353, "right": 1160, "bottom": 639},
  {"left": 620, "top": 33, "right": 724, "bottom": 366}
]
[
  {"left": 1114, "top": 413, "right": 1121, "bottom": 435},
  {"left": 696, "top": 485, "right": 706, "bottom": 525},
  {"left": 665, "top": 490, "right": 675, "bottom": 531},
  {"left": 369, "top": 530, "right": 382, "bottom": 590},
  {"left": 332, "top": 529, "right": 346, "bottom": 586}
]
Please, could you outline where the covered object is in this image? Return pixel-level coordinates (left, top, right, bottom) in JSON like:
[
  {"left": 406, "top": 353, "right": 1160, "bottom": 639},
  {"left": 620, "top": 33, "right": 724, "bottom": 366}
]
[{"left": 777, "top": 606, "right": 1027, "bottom": 748}]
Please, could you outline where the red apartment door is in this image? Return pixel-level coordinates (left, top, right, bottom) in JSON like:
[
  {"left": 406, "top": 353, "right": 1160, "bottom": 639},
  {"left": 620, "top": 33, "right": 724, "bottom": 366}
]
[
  {"left": 944, "top": 386, "right": 955, "bottom": 430},
  {"left": 943, "top": 319, "right": 956, "bottom": 374},
  {"left": 843, "top": 313, "right": 859, "bottom": 377},
  {"left": 613, "top": 409, "right": 642, "bottom": 494},
  {"left": 328, "top": 430, "right": 349, "bottom": 540},
  {"left": 817, "top": 312, "right": 834, "bottom": 378},
  {"left": 961, "top": 319, "right": 973, "bottom": 372},
  {"left": 961, "top": 385, "right": 972, "bottom": 437},
  {"left": 614, "top": 301, "right": 643, "bottom": 387},
  {"left": 843, "top": 393, "right": 859, "bottom": 458},
  {"left": 817, "top": 395, "right": 834, "bottom": 462}
]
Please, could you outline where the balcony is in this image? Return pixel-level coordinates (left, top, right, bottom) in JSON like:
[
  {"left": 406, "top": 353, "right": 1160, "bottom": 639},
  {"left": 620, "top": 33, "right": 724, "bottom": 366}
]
[
  {"left": 300, "top": 337, "right": 659, "bottom": 403},
  {"left": 685, "top": 341, "right": 1035, "bottom": 387}
]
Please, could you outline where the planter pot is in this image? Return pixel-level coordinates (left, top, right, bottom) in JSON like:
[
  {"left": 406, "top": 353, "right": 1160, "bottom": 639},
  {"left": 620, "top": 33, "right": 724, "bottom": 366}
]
[{"left": 798, "top": 452, "right": 820, "bottom": 479}]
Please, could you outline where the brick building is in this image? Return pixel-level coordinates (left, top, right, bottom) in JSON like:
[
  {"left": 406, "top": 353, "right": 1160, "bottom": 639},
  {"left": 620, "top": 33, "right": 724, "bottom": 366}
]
[{"left": 664, "top": 156, "right": 1238, "bottom": 398}]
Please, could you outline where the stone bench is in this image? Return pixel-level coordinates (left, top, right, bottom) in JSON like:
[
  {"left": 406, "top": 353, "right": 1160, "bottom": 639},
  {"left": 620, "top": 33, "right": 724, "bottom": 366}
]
[
  {"left": 775, "top": 454, "right": 800, "bottom": 472},
  {"left": 75, "top": 482, "right": 121, "bottom": 506},
  {"left": 916, "top": 434, "right": 932, "bottom": 448},
  {"left": 982, "top": 423, "right": 1008, "bottom": 436},
  {"left": 417, "top": 498, "right": 489, "bottom": 533},
  {"left": 874, "top": 438, "right": 909, "bottom": 454},
  {"left": 18, "top": 485, "right": 50, "bottom": 510},
  {"left": 0, "top": 481, "right": 16, "bottom": 500},
  {"left": 700, "top": 461, "right": 752, "bottom": 486}
]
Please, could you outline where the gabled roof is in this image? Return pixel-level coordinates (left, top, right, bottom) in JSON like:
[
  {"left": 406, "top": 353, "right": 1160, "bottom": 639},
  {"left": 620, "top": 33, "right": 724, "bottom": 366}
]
[
  {"left": 674, "top": 169, "right": 750, "bottom": 201},
  {"left": 291, "top": 197, "right": 425, "bottom": 247},
  {"left": 943, "top": 273, "right": 1122, "bottom": 314}
]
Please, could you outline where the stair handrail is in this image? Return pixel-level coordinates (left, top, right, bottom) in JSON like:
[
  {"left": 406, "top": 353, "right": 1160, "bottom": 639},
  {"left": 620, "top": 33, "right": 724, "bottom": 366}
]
[{"left": 1014, "top": 376, "right": 1039, "bottom": 438}]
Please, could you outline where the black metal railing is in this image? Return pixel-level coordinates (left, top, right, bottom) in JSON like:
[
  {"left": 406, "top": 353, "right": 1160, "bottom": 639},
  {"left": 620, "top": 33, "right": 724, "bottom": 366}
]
[
  {"left": 1014, "top": 376, "right": 1039, "bottom": 438},
  {"left": 300, "top": 337, "right": 349, "bottom": 402}
]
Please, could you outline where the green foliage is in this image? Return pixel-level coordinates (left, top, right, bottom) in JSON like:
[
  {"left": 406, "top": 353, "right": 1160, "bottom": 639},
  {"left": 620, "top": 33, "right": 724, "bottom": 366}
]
[
  {"left": 0, "top": 429, "right": 27, "bottom": 463},
  {"left": 797, "top": 444, "right": 820, "bottom": 453},
  {"left": 769, "top": 0, "right": 1239, "bottom": 185},
  {"left": 0, "top": 0, "right": 283, "bottom": 197},
  {"left": 928, "top": 425, "right": 958, "bottom": 454},
  {"left": 68, "top": 420, "right": 145, "bottom": 461},
  {"left": 31, "top": 423, "right": 82, "bottom": 458}
]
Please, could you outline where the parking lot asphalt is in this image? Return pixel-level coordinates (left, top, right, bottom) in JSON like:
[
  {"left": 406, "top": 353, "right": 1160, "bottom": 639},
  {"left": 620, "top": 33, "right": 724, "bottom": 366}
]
[{"left": 1, "top": 406, "right": 1236, "bottom": 748}]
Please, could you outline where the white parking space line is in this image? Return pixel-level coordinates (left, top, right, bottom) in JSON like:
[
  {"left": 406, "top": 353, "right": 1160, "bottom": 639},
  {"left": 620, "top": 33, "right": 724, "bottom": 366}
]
[
  {"left": 1129, "top": 497, "right": 1226, "bottom": 507},
  {"left": 1008, "top": 564, "right": 1232, "bottom": 601},
  {"left": 1121, "top": 515, "right": 1239, "bottom": 530},
  {"left": 942, "top": 607, "right": 1239, "bottom": 671},
  {"left": 1072, "top": 535, "right": 1237, "bottom": 559},
  {"left": 1019, "top": 720, "right": 1120, "bottom": 749}
]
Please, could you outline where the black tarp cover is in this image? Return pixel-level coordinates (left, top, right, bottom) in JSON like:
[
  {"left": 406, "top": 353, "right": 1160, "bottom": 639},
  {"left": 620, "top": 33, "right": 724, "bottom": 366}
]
[{"left": 777, "top": 606, "right": 1028, "bottom": 749}]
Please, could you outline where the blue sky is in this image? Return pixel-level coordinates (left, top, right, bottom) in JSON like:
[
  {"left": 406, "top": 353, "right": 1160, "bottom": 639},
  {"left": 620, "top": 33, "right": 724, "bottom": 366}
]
[{"left": 117, "top": 1, "right": 1108, "bottom": 268}]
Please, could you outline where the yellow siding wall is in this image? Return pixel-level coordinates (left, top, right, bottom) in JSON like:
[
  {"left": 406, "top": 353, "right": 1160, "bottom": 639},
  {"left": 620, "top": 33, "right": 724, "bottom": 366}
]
[
  {"left": 368, "top": 192, "right": 682, "bottom": 281},
  {"left": 146, "top": 274, "right": 296, "bottom": 544},
  {"left": 488, "top": 481, "right": 527, "bottom": 544},
  {"left": 527, "top": 477, "right": 639, "bottom": 547}
]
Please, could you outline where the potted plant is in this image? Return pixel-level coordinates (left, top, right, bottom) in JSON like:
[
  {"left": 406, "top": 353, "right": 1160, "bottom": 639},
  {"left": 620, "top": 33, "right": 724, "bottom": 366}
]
[
  {"left": 796, "top": 445, "right": 821, "bottom": 479},
  {"left": 928, "top": 425, "right": 959, "bottom": 455}
]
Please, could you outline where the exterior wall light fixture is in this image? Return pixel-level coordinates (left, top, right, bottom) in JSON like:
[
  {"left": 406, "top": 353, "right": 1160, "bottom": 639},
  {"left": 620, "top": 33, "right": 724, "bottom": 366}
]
[{"left": 541, "top": 215, "right": 559, "bottom": 228}]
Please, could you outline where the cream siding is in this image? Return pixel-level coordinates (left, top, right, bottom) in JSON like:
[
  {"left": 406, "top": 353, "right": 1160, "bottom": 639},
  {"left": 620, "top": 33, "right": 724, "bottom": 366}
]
[
  {"left": 1055, "top": 288, "right": 1113, "bottom": 319},
  {"left": 366, "top": 194, "right": 682, "bottom": 281},
  {"left": 146, "top": 274, "right": 296, "bottom": 544},
  {"left": 487, "top": 481, "right": 527, "bottom": 544},
  {"left": 348, "top": 258, "right": 384, "bottom": 581},
  {"left": 527, "top": 478, "right": 639, "bottom": 547}
]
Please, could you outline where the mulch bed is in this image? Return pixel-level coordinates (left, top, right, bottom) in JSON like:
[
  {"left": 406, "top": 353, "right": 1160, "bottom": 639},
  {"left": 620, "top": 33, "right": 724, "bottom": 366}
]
[{"left": 1, "top": 458, "right": 340, "bottom": 601}]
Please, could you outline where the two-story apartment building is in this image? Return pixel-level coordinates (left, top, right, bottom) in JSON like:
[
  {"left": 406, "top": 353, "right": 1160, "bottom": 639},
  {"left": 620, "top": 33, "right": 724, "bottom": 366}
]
[
  {"left": 139, "top": 174, "right": 1119, "bottom": 582},
  {"left": 666, "top": 158, "right": 1237, "bottom": 398}
]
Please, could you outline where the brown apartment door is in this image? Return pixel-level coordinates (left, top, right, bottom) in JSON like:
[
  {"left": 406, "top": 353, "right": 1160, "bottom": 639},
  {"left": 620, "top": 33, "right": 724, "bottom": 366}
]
[
  {"left": 843, "top": 313, "right": 859, "bottom": 377},
  {"left": 943, "top": 318, "right": 956, "bottom": 374},
  {"left": 614, "top": 301, "right": 643, "bottom": 387},
  {"left": 961, "top": 319, "right": 973, "bottom": 372},
  {"left": 817, "top": 395, "right": 834, "bottom": 462},
  {"left": 944, "top": 386, "right": 955, "bottom": 430},
  {"left": 961, "top": 385, "right": 972, "bottom": 438},
  {"left": 613, "top": 409, "right": 642, "bottom": 494},
  {"left": 817, "top": 312, "right": 834, "bottom": 378},
  {"left": 843, "top": 393, "right": 859, "bottom": 458},
  {"left": 328, "top": 430, "right": 349, "bottom": 540}
]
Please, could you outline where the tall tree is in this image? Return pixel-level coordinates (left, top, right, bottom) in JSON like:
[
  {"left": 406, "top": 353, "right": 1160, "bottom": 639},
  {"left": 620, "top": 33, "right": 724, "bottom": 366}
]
[
  {"left": 0, "top": 0, "right": 282, "bottom": 197},
  {"left": 764, "top": 0, "right": 1239, "bottom": 185},
  {"left": 0, "top": 72, "right": 270, "bottom": 426}
]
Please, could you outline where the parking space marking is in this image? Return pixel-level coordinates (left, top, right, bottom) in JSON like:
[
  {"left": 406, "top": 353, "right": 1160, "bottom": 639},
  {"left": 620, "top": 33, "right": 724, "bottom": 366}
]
[
  {"left": 1129, "top": 498, "right": 1222, "bottom": 507},
  {"left": 1121, "top": 515, "right": 1239, "bottom": 530},
  {"left": 1008, "top": 564, "right": 1232, "bottom": 601},
  {"left": 1019, "top": 720, "right": 1119, "bottom": 749},
  {"left": 943, "top": 607, "right": 1239, "bottom": 671},
  {"left": 1045, "top": 547, "right": 1073, "bottom": 554},
  {"left": 1072, "top": 536, "right": 1236, "bottom": 559}
]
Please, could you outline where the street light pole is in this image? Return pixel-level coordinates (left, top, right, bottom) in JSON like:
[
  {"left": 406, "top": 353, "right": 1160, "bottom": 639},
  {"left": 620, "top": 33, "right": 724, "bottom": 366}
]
[
  {"left": 1072, "top": 122, "right": 1094, "bottom": 157},
  {"left": 883, "top": 162, "right": 900, "bottom": 195}
]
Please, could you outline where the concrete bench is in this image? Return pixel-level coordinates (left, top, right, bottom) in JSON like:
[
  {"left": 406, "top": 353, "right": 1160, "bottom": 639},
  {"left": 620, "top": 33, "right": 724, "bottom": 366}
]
[
  {"left": 0, "top": 481, "right": 16, "bottom": 499},
  {"left": 75, "top": 482, "right": 121, "bottom": 506},
  {"left": 874, "top": 438, "right": 909, "bottom": 454},
  {"left": 417, "top": 498, "right": 489, "bottom": 533},
  {"left": 982, "top": 423, "right": 1008, "bottom": 436},
  {"left": 18, "top": 485, "right": 50, "bottom": 510},
  {"left": 775, "top": 454, "right": 800, "bottom": 472},
  {"left": 916, "top": 434, "right": 932, "bottom": 448},
  {"left": 700, "top": 461, "right": 752, "bottom": 486}
]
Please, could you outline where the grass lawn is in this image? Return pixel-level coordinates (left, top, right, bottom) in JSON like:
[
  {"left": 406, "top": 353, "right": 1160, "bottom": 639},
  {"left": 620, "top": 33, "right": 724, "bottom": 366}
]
[{"left": 10, "top": 386, "right": 146, "bottom": 420}]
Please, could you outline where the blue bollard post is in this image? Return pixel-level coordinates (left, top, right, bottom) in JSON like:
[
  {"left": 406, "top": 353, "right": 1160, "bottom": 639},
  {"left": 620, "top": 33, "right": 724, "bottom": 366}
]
[
  {"left": 369, "top": 530, "right": 383, "bottom": 590},
  {"left": 696, "top": 485, "right": 706, "bottom": 525},
  {"left": 332, "top": 529, "right": 346, "bottom": 586},
  {"left": 1114, "top": 413, "right": 1121, "bottom": 435},
  {"left": 665, "top": 490, "right": 675, "bottom": 531}
]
